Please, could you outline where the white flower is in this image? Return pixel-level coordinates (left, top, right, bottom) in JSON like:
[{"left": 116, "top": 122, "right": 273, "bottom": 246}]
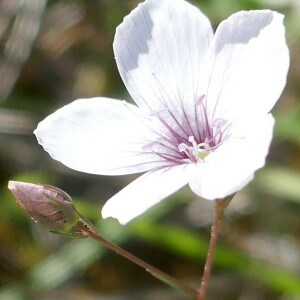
[{"left": 34, "top": 0, "right": 289, "bottom": 224}]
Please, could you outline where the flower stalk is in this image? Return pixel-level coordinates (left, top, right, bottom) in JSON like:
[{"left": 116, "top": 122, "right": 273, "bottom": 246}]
[
  {"left": 78, "top": 223, "right": 199, "bottom": 298},
  {"left": 197, "top": 197, "right": 233, "bottom": 300}
]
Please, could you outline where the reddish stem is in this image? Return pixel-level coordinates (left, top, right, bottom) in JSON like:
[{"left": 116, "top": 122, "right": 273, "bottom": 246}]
[
  {"left": 78, "top": 223, "right": 199, "bottom": 298},
  {"left": 197, "top": 198, "right": 231, "bottom": 300}
]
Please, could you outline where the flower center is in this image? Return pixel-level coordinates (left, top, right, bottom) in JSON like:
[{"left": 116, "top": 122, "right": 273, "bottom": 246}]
[
  {"left": 178, "top": 136, "right": 211, "bottom": 163},
  {"left": 146, "top": 95, "right": 231, "bottom": 167}
]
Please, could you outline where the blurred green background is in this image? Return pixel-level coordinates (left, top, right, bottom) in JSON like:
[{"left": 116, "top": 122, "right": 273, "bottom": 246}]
[{"left": 0, "top": 0, "right": 300, "bottom": 299}]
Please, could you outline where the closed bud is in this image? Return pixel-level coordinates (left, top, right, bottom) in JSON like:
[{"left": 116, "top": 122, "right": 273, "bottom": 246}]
[{"left": 8, "top": 181, "right": 97, "bottom": 237}]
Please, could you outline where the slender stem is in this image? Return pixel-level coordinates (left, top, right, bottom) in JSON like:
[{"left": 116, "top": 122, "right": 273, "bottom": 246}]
[
  {"left": 197, "top": 198, "right": 232, "bottom": 300},
  {"left": 78, "top": 223, "right": 199, "bottom": 299}
]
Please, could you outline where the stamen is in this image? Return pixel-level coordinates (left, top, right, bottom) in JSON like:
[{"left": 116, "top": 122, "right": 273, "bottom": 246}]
[{"left": 195, "top": 94, "right": 205, "bottom": 105}]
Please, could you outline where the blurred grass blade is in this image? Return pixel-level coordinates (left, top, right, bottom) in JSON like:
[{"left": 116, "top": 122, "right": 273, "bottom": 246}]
[
  {"left": 129, "top": 221, "right": 300, "bottom": 296},
  {"left": 256, "top": 165, "right": 300, "bottom": 203}
]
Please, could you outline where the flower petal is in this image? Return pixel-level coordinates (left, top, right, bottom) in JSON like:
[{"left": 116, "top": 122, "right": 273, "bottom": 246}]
[
  {"left": 101, "top": 164, "right": 192, "bottom": 224},
  {"left": 114, "top": 0, "right": 213, "bottom": 119},
  {"left": 34, "top": 98, "right": 163, "bottom": 175},
  {"left": 189, "top": 114, "right": 275, "bottom": 199},
  {"left": 204, "top": 10, "right": 289, "bottom": 120}
]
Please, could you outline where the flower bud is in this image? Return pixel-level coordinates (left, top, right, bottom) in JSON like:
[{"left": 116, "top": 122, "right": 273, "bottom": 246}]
[{"left": 8, "top": 181, "right": 96, "bottom": 237}]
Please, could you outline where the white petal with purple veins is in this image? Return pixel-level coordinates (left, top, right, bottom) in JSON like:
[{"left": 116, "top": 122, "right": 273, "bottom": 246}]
[
  {"left": 114, "top": 0, "right": 213, "bottom": 127},
  {"left": 102, "top": 164, "right": 193, "bottom": 224},
  {"left": 204, "top": 10, "right": 289, "bottom": 121},
  {"left": 34, "top": 98, "right": 164, "bottom": 175}
]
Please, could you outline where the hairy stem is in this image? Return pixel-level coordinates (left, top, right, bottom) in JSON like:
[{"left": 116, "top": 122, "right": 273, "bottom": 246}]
[{"left": 197, "top": 197, "right": 232, "bottom": 300}]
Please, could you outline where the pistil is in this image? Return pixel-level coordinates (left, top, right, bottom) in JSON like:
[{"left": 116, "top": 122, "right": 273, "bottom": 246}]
[{"left": 178, "top": 136, "right": 211, "bottom": 162}]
